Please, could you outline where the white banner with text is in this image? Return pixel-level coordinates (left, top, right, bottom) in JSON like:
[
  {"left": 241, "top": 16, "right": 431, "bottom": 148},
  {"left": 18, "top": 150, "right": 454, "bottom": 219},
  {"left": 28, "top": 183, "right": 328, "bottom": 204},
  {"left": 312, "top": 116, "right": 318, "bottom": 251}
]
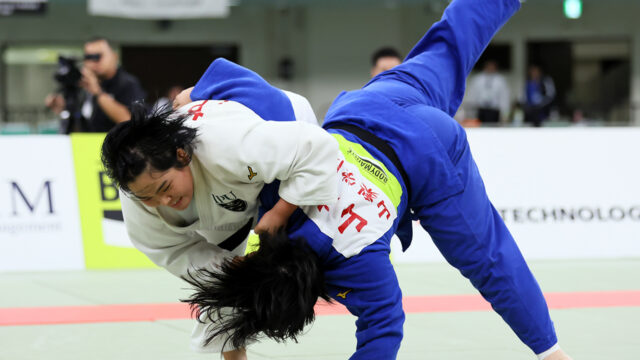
[
  {"left": 88, "top": 0, "right": 230, "bottom": 19},
  {"left": 392, "top": 128, "right": 640, "bottom": 263},
  {"left": 0, "top": 136, "right": 84, "bottom": 271},
  {"left": 1, "top": 128, "right": 639, "bottom": 270}
]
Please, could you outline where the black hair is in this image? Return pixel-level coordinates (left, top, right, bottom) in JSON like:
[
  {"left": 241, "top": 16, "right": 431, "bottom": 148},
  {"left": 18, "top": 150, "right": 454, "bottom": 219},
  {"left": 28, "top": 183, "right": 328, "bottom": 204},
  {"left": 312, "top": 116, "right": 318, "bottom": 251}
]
[
  {"left": 371, "top": 47, "right": 402, "bottom": 66},
  {"left": 100, "top": 102, "right": 198, "bottom": 193},
  {"left": 85, "top": 36, "right": 116, "bottom": 50},
  {"left": 182, "top": 231, "right": 330, "bottom": 350}
]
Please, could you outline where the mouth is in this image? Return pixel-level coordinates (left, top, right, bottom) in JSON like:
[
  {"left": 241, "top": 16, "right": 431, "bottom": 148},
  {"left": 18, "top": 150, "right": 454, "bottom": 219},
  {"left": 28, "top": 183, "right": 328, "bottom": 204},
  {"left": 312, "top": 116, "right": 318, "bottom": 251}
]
[{"left": 170, "top": 197, "right": 183, "bottom": 209}]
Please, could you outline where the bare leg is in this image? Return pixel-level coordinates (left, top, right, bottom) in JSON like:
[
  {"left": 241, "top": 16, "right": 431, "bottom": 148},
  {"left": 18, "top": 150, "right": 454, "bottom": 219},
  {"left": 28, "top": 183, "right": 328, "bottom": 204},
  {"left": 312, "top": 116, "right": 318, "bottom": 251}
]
[
  {"left": 545, "top": 349, "right": 573, "bottom": 360},
  {"left": 222, "top": 348, "right": 247, "bottom": 360}
]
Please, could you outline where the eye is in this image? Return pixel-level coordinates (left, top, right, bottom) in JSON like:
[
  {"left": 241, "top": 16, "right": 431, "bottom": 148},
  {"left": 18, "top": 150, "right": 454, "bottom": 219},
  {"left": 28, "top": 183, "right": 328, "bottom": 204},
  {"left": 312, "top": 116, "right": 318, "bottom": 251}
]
[{"left": 128, "top": 192, "right": 149, "bottom": 201}]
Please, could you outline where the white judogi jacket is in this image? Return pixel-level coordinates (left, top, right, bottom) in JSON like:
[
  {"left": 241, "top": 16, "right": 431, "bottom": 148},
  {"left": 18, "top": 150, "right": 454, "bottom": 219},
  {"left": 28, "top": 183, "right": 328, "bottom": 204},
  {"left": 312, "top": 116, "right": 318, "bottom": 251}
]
[{"left": 120, "top": 96, "right": 339, "bottom": 352}]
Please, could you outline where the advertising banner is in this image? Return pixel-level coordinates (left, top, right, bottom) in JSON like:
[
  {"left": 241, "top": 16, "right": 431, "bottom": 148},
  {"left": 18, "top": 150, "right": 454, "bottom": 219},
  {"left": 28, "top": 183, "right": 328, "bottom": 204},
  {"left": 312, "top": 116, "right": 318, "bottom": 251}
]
[
  {"left": 0, "top": 136, "right": 84, "bottom": 271},
  {"left": 0, "top": 0, "right": 47, "bottom": 16},
  {"left": 71, "top": 133, "right": 155, "bottom": 269},
  {"left": 88, "top": 0, "right": 229, "bottom": 19},
  {"left": 392, "top": 128, "right": 640, "bottom": 263}
]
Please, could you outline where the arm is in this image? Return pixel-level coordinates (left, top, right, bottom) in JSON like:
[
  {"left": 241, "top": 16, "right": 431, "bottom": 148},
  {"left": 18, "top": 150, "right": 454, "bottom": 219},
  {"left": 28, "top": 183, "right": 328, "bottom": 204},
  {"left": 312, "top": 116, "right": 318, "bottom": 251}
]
[
  {"left": 393, "top": 0, "right": 521, "bottom": 116},
  {"left": 248, "top": 120, "right": 339, "bottom": 233},
  {"left": 45, "top": 93, "right": 65, "bottom": 114},
  {"left": 189, "top": 58, "right": 312, "bottom": 123},
  {"left": 189, "top": 101, "right": 338, "bottom": 233},
  {"left": 191, "top": 101, "right": 339, "bottom": 207},
  {"left": 95, "top": 92, "right": 131, "bottom": 123},
  {"left": 241, "top": 120, "right": 339, "bottom": 207},
  {"left": 80, "top": 67, "right": 131, "bottom": 123},
  {"left": 173, "top": 87, "right": 194, "bottom": 109},
  {"left": 253, "top": 198, "right": 297, "bottom": 235}
]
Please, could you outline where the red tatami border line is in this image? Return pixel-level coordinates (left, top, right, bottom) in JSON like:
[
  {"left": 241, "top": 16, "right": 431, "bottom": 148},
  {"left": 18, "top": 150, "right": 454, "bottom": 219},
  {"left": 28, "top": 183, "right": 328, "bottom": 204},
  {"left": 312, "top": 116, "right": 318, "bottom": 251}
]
[{"left": 2, "top": 290, "right": 639, "bottom": 326}]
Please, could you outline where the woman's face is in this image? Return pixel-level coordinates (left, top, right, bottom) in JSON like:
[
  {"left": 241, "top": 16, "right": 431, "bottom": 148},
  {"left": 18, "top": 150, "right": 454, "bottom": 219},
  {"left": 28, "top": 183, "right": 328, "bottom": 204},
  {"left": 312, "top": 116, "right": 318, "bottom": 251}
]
[{"left": 127, "top": 165, "right": 194, "bottom": 210}]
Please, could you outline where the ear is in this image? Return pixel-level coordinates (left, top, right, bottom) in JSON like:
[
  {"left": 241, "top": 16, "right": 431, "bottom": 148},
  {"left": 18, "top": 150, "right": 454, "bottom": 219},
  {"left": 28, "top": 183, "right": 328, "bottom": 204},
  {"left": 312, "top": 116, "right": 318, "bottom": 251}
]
[
  {"left": 176, "top": 148, "right": 191, "bottom": 165},
  {"left": 110, "top": 45, "right": 119, "bottom": 59}
]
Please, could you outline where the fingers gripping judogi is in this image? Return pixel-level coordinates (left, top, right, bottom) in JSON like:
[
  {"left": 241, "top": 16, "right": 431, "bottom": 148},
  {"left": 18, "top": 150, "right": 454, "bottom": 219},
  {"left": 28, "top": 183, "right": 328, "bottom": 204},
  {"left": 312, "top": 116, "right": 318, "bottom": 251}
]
[{"left": 119, "top": 61, "right": 338, "bottom": 352}]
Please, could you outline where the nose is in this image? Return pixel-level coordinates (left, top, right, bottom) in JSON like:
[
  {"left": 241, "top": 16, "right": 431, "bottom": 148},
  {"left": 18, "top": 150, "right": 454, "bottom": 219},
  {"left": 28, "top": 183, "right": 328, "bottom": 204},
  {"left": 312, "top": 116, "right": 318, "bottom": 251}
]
[{"left": 160, "top": 194, "right": 173, "bottom": 207}]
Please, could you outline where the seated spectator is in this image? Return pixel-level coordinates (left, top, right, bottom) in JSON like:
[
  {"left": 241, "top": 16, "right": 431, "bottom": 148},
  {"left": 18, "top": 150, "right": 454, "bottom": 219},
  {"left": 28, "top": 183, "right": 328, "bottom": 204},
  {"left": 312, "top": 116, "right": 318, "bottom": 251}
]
[
  {"left": 523, "top": 64, "right": 556, "bottom": 127},
  {"left": 466, "top": 59, "right": 510, "bottom": 124},
  {"left": 370, "top": 47, "right": 402, "bottom": 77}
]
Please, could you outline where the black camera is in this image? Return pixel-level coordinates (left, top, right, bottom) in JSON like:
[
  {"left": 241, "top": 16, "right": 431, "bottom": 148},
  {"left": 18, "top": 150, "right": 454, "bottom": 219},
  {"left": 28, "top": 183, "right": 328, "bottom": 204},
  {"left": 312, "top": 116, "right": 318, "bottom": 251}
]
[
  {"left": 54, "top": 55, "right": 82, "bottom": 89},
  {"left": 53, "top": 55, "right": 86, "bottom": 133}
]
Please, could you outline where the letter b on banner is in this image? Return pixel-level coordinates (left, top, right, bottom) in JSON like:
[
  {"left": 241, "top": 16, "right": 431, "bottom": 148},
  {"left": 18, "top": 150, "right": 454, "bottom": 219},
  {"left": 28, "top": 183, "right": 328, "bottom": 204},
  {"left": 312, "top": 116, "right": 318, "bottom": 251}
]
[
  {"left": 71, "top": 133, "right": 155, "bottom": 269},
  {"left": 99, "top": 171, "right": 119, "bottom": 202}
]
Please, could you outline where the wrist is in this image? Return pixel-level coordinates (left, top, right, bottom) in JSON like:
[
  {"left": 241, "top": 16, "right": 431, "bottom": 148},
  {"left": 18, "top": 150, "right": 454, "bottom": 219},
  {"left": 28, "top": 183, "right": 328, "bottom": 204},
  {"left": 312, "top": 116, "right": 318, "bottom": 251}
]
[{"left": 273, "top": 198, "right": 297, "bottom": 218}]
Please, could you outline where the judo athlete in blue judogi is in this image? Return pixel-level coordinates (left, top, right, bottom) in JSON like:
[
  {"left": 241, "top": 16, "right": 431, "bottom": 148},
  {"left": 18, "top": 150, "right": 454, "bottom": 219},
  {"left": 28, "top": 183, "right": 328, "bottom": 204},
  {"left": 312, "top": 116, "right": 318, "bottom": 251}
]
[
  {"left": 182, "top": 0, "right": 572, "bottom": 359},
  {"left": 320, "top": 0, "right": 559, "bottom": 357}
]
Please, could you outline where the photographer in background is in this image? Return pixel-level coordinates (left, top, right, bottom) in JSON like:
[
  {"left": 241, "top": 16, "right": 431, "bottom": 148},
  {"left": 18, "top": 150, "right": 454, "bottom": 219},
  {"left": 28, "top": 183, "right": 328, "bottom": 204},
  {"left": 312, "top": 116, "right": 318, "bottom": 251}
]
[{"left": 45, "top": 37, "right": 146, "bottom": 132}]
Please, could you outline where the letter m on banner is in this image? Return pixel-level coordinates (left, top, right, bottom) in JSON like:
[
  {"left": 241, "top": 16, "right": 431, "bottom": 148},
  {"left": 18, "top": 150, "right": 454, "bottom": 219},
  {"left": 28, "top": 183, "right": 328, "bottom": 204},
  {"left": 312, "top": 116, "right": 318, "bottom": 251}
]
[{"left": 11, "top": 180, "right": 55, "bottom": 215}]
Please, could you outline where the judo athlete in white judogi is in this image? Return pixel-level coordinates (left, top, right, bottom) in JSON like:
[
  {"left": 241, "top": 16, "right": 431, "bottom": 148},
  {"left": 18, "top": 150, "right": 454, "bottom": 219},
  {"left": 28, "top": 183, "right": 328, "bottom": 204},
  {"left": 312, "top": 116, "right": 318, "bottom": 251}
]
[
  {"left": 183, "top": 0, "right": 573, "bottom": 359},
  {"left": 101, "top": 60, "right": 341, "bottom": 359}
]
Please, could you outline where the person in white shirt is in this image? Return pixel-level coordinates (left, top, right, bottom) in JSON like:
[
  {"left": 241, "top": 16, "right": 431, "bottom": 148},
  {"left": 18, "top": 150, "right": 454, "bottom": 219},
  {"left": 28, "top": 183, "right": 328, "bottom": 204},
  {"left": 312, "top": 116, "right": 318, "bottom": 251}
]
[{"left": 466, "top": 59, "right": 511, "bottom": 124}]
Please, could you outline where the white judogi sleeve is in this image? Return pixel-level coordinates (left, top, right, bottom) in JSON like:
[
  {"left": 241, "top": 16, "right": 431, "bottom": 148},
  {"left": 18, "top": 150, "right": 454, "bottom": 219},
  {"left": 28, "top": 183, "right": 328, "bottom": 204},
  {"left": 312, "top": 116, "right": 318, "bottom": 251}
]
[
  {"left": 122, "top": 100, "right": 332, "bottom": 281},
  {"left": 187, "top": 100, "right": 339, "bottom": 207},
  {"left": 120, "top": 192, "right": 233, "bottom": 279},
  {"left": 245, "top": 120, "right": 338, "bottom": 205},
  {"left": 282, "top": 89, "right": 319, "bottom": 125}
]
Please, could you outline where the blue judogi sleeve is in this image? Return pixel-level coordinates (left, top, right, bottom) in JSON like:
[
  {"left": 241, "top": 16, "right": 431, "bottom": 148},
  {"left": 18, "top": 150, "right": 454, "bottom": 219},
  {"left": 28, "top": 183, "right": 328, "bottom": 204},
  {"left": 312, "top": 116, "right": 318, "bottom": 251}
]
[{"left": 190, "top": 58, "right": 297, "bottom": 121}]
